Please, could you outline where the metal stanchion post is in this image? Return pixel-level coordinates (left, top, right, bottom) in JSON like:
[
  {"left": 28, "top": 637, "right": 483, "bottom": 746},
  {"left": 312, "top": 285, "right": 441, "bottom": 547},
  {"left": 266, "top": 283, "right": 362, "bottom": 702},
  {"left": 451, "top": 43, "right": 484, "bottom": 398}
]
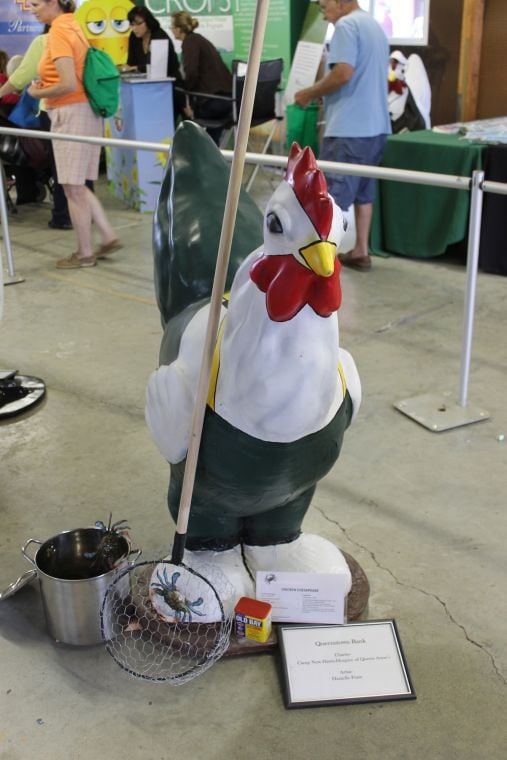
[
  {"left": 459, "top": 170, "right": 485, "bottom": 406},
  {"left": 0, "top": 161, "right": 24, "bottom": 285},
  {"left": 394, "top": 169, "right": 489, "bottom": 431}
]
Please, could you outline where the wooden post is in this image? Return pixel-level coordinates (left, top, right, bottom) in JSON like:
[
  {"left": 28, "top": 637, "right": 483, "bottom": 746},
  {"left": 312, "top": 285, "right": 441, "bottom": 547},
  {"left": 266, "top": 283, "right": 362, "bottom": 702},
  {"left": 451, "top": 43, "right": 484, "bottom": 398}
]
[
  {"left": 171, "top": 0, "right": 271, "bottom": 565},
  {"left": 457, "top": 0, "right": 485, "bottom": 121}
]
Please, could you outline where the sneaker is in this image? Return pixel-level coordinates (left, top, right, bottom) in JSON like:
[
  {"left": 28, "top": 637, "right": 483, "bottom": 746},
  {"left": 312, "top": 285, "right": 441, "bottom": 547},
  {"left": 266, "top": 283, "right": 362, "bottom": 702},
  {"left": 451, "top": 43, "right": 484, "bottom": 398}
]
[{"left": 56, "top": 253, "right": 96, "bottom": 269}]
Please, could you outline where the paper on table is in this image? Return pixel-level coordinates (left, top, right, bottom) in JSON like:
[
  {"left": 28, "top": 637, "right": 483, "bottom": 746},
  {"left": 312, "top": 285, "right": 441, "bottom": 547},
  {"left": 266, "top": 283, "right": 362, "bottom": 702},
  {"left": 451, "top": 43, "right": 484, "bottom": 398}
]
[{"left": 149, "top": 39, "right": 168, "bottom": 79}]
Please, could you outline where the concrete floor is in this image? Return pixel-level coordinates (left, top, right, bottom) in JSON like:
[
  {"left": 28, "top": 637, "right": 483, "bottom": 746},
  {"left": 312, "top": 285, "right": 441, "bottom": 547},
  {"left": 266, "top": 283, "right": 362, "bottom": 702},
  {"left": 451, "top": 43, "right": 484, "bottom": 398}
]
[{"left": 0, "top": 169, "right": 506, "bottom": 760}]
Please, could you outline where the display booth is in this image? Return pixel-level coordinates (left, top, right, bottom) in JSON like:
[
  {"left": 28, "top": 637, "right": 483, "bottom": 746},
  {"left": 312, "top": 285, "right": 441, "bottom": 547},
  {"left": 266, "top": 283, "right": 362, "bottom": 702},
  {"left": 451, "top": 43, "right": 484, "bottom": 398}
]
[
  {"left": 105, "top": 76, "right": 174, "bottom": 213},
  {"left": 370, "top": 130, "right": 486, "bottom": 259}
]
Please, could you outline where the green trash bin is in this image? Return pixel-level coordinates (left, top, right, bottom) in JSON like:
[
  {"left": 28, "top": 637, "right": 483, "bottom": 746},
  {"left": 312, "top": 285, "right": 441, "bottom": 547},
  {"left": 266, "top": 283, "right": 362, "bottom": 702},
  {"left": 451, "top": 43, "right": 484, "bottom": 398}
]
[{"left": 285, "top": 102, "right": 320, "bottom": 156}]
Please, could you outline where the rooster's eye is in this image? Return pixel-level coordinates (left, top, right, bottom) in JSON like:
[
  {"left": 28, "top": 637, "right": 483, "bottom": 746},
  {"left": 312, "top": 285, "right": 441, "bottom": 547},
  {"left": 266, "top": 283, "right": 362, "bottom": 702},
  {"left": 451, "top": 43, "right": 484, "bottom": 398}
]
[{"left": 266, "top": 212, "right": 283, "bottom": 234}]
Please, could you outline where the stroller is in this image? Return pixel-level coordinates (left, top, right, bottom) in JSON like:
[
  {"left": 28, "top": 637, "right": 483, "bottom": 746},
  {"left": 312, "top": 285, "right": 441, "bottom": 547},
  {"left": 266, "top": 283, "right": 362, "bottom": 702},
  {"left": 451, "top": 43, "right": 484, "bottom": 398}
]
[{"left": 0, "top": 107, "right": 53, "bottom": 213}]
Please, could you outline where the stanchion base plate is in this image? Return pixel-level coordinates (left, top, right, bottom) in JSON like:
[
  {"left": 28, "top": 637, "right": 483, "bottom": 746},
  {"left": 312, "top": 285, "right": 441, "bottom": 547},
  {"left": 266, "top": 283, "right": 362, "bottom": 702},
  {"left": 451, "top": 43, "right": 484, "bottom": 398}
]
[
  {"left": 0, "top": 372, "right": 46, "bottom": 419},
  {"left": 3, "top": 274, "right": 25, "bottom": 286},
  {"left": 394, "top": 392, "right": 490, "bottom": 432}
]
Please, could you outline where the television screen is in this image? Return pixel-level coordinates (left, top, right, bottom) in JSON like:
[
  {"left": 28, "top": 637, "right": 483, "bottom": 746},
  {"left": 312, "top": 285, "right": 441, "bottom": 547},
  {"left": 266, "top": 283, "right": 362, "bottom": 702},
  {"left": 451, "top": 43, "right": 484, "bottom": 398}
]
[{"left": 329, "top": 0, "right": 430, "bottom": 47}]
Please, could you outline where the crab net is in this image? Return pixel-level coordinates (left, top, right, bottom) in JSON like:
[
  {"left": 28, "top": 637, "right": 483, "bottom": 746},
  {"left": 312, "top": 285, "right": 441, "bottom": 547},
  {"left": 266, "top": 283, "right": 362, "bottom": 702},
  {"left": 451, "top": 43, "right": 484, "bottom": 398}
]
[{"left": 100, "top": 558, "right": 235, "bottom": 684}]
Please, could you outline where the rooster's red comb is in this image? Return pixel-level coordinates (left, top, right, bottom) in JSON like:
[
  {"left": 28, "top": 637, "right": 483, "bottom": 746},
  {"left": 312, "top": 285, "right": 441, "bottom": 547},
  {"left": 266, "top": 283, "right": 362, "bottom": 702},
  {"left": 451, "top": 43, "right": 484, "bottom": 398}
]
[{"left": 284, "top": 142, "right": 333, "bottom": 240}]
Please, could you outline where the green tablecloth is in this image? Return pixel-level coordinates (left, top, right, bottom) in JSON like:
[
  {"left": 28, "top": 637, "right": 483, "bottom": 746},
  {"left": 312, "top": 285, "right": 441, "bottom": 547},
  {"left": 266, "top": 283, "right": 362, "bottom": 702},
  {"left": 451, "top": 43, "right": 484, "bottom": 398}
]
[{"left": 370, "top": 130, "right": 487, "bottom": 258}]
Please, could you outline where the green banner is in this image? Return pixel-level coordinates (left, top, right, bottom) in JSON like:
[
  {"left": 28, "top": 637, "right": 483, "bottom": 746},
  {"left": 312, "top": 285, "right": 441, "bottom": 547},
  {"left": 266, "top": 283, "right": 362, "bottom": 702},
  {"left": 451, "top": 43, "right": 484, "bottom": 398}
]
[
  {"left": 145, "top": 1, "right": 240, "bottom": 13},
  {"left": 233, "top": 0, "right": 292, "bottom": 74}
]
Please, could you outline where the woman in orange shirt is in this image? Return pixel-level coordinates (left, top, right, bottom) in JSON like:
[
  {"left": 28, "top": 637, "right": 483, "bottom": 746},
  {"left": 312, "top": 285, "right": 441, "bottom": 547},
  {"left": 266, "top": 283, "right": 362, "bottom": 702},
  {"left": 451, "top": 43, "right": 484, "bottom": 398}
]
[{"left": 28, "top": 0, "right": 121, "bottom": 269}]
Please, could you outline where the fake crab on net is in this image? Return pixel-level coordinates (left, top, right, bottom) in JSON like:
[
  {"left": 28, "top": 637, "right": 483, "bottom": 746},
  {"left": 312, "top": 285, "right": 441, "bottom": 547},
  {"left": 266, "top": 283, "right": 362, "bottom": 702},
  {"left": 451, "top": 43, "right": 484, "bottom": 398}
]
[
  {"left": 150, "top": 567, "right": 206, "bottom": 623},
  {"left": 100, "top": 556, "right": 235, "bottom": 685}
]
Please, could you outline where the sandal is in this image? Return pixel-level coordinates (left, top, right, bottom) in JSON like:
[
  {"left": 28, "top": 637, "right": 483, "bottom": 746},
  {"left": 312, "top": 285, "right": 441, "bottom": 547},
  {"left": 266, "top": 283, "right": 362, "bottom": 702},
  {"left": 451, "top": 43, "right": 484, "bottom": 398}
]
[
  {"left": 56, "top": 253, "right": 96, "bottom": 269},
  {"left": 338, "top": 252, "right": 372, "bottom": 271}
]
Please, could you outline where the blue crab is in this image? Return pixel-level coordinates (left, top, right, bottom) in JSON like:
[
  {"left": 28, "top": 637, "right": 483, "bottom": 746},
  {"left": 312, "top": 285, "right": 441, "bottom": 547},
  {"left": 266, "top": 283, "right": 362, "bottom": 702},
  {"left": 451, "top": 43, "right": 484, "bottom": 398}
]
[
  {"left": 84, "top": 513, "right": 130, "bottom": 572},
  {"left": 150, "top": 568, "right": 205, "bottom": 623}
]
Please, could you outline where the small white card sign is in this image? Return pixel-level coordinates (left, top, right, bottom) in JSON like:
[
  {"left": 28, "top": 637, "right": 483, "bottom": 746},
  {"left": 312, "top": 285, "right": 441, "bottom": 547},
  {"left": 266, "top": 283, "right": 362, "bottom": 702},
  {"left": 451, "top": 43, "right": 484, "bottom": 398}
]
[
  {"left": 256, "top": 571, "right": 348, "bottom": 624},
  {"left": 279, "top": 620, "right": 416, "bottom": 709}
]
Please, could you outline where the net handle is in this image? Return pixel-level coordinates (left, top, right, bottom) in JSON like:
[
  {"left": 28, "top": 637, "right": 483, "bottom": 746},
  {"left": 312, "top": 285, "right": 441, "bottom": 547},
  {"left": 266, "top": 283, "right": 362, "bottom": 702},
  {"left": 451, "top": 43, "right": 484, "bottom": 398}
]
[{"left": 171, "top": 0, "right": 271, "bottom": 566}]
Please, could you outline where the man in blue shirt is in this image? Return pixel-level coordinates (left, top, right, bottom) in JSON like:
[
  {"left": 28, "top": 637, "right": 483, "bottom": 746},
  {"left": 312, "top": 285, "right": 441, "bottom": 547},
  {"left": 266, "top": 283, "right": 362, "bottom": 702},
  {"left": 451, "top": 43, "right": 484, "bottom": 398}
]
[{"left": 295, "top": 0, "right": 391, "bottom": 271}]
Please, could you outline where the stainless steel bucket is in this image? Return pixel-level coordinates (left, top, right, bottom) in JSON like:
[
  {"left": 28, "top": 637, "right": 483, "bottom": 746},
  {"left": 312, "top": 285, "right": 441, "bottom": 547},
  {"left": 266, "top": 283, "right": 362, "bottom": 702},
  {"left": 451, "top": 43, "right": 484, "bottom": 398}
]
[{"left": 21, "top": 528, "right": 138, "bottom": 646}]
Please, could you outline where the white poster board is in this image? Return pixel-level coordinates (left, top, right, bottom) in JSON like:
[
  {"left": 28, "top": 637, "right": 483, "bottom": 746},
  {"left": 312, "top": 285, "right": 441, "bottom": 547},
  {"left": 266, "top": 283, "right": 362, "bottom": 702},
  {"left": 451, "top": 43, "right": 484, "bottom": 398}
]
[
  {"left": 149, "top": 39, "right": 168, "bottom": 79},
  {"left": 284, "top": 40, "right": 325, "bottom": 106}
]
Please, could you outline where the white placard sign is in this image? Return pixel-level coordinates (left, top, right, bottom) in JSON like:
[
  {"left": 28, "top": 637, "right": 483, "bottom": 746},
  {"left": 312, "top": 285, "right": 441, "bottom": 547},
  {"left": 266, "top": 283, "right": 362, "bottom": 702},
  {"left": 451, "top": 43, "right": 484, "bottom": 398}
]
[
  {"left": 284, "top": 40, "right": 325, "bottom": 105},
  {"left": 279, "top": 620, "right": 416, "bottom": 708},
  {"left": 256, "top": 571, "right": 347, "bottom": 624},
  {"left": 149, "top": 39, "right": 168, "bottom": 79}
]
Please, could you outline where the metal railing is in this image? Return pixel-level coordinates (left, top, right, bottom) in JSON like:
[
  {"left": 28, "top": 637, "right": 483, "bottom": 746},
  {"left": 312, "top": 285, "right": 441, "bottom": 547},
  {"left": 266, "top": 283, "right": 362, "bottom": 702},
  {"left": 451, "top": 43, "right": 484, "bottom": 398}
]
[{"left": 1, "top": 124, "right": 506, "bottom": 429}]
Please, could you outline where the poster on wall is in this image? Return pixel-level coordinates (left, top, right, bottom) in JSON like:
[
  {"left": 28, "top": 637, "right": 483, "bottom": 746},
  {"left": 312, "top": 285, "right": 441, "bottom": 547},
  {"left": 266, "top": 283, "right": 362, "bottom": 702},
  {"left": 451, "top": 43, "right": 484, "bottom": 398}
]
[
  {"left": 0, "top": 1, "right": 43, "bottom": 57},
  {"left": 232, "top": 0, "right": 292, "bottom": 78},
  {"left": 74, "top": 0, "right": 134, "bottom": 65},
  {"left": 0, "top": 0, "right": 136, "bottom": 64}
]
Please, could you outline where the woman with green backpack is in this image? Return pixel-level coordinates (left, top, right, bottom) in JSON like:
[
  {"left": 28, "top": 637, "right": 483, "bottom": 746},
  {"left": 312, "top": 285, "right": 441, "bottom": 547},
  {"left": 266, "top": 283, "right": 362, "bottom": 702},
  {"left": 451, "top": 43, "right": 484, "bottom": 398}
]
[{"left": 27, "top": 0, "right": 121, "bottom": 269}]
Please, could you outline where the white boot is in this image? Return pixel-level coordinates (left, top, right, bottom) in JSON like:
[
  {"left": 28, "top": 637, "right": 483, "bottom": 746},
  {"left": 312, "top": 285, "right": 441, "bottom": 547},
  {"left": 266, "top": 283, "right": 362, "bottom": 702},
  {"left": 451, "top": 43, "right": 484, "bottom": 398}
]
[
  {"left": 243, "top": 533, "right": 352, "bottom": 593},
  {"left": 183, "top": 545, "right": 254, "bottom": 601}
]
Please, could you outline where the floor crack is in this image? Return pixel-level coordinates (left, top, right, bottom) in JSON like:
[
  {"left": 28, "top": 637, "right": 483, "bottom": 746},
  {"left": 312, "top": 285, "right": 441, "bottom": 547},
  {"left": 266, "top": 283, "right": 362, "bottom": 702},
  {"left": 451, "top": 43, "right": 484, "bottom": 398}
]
[
  {"left": 316, "top": 505, "right": 507, "bottom": 686},
  {"left": 373, "top": 302, "right": 450, "bottom": 333}
]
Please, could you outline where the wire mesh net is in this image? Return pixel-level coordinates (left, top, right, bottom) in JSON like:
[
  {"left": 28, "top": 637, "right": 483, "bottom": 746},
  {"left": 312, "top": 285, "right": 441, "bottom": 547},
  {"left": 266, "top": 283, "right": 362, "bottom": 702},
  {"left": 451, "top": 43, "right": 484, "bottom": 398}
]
[{"left": 101, "top": 558, "right": 235, "bottom": 684}]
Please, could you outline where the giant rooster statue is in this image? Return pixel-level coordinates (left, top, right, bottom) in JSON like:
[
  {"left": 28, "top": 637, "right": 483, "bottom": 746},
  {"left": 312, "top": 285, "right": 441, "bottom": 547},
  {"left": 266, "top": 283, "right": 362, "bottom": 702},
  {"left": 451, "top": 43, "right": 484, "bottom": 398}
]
[{"left": 146, "top": 122, "right": 361, "bottom": 599}]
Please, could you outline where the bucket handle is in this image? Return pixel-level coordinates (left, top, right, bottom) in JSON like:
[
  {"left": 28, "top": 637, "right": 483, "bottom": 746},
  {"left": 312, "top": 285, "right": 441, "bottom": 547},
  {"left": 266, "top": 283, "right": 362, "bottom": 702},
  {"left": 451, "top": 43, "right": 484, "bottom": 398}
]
[{"left": 21, "top": 537, "right": 43, "bottom": 567}]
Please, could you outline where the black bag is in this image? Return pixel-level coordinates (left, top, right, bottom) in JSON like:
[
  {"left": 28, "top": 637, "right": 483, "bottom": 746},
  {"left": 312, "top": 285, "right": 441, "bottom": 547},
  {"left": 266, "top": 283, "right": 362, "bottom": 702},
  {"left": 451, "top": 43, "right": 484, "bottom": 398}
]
[{"left": 0, "top": 134, "right": 26, "bottom": 166}]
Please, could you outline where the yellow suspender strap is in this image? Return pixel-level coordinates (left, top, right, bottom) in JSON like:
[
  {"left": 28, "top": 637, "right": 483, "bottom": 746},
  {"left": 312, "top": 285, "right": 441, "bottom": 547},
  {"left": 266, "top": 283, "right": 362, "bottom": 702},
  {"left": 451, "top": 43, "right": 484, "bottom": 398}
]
[
  {"left": 338, "top": 361, "right": 347, "bottom": 397},
  {"left": 207, "top": 315, "right": 227, "bottom": 410}
]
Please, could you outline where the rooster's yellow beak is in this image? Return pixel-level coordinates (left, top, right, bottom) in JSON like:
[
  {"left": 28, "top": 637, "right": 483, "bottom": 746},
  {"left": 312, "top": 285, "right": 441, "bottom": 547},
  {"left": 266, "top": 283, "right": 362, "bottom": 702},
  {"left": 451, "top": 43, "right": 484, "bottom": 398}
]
[{"left": 300, "top": 241, "right": 337, "bottom": 277}]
